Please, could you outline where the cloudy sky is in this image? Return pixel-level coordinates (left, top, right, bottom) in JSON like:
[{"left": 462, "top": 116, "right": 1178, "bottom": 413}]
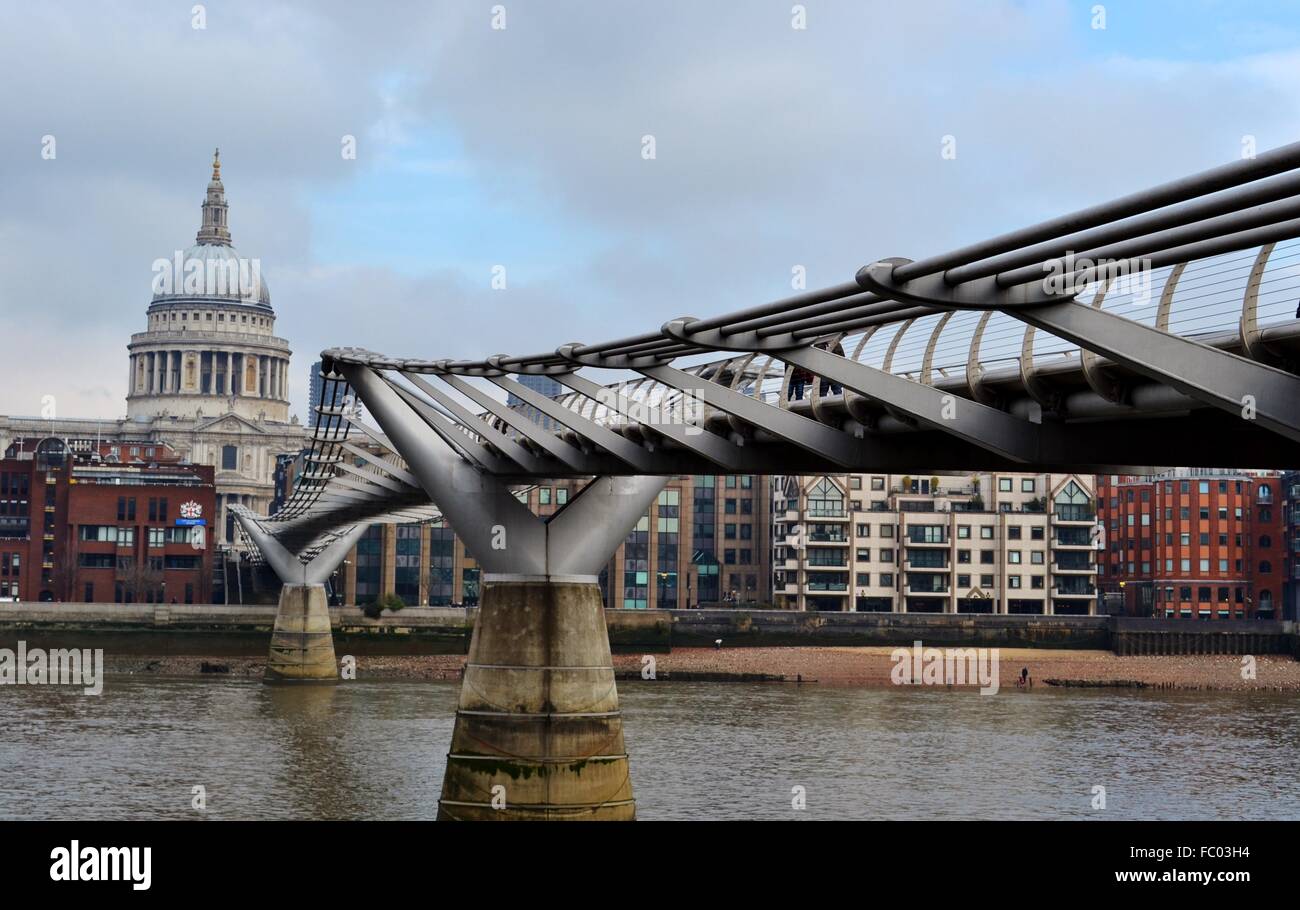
[{"left": 1, "top": 0, "right": 1298, "bottom": 422}]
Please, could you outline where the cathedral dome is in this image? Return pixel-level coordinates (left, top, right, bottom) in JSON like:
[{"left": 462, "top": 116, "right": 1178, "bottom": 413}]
[
  {"left": 153, "top": 241, "right": 272, "bottom": 308},
  {"left": 151, "top": 149, "right": 272, "bottom": 310}
]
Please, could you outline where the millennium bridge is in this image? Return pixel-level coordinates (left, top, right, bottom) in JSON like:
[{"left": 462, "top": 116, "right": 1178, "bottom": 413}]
[{"left": 235, "top": 143, "right": 1300, "bottom": 819}]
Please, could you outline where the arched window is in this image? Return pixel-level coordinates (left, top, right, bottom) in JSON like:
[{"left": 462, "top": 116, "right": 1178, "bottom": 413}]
[
  {"left": 1054, "top": 481, "right": 1091, "bottom": 521},
  {"left": 1258, "top": 484, "right": 1273, "bottom": 502},
  {"left": 807, "top": 477, "right": 845, "bottom": 518},
  {"left": 1259, "top": 561, "right": 1272, "bottom": 574}
]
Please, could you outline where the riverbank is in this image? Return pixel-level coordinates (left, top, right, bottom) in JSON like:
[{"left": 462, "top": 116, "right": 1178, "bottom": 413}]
[{"left": 101, "top": 646, "right": 1300, "bottom": 690}]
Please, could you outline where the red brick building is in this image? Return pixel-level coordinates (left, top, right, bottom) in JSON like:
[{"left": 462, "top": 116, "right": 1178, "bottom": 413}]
[
  {"left": 0, "top": 437, "right": 215, "bottom": 603},
  {"left": 1097, "top": 471, "right": 1285, "bottom": 619}
]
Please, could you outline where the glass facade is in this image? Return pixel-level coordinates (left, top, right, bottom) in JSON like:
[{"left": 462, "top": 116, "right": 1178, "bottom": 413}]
[
  {"left": 353, "top": 525, "right": 383, "bottom": 604},
  {"left": 394, "top": 523, "right": 421, "bottom": 603},
  {"left": 428, "top": 523, "right": 455, "bottom": 605},
  {"left": 692, "top": 475, "right": 718, "bottom": 603}
]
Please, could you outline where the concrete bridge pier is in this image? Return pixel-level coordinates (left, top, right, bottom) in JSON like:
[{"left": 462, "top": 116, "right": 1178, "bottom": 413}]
[
  {"left": 439, "top": 572, "right": 635, "bottom": 820},
  {"left": 234, "top": 515, "right": 368, "bottom": 683},
  {"left": 342, "top": 363, "right": 665, "bottom": 820}
]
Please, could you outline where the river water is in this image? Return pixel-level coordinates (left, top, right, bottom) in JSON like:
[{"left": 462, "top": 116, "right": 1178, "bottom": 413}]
[{"left": 2, "top": 676, "right": 1297, "bottom": 820}]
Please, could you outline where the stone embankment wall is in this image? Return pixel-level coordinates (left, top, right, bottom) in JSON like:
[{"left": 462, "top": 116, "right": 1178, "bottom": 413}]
[{"left": 0, "top": 603, "right": 1292, "bottom": 657}]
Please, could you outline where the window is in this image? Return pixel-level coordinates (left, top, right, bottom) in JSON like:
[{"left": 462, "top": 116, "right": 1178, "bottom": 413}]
[
  {"left": 1021, "top": 479, "right": 1035, "bottom": 492},
  {"left": 221, "top": 445, "right": 238, "bottom": 470},
  {"left": 999, "top": 478, "right": 1012, "bottom": 492},
  {"left": 957, "top": 525, "right": 971, "bottom": 539},
  {"left": 1008, "top": 551, "right": 1022, "bottom": 564},
  {"left": 979, "top": 526, "right": 993, "bottom": 539},
  {"left": 807, "top": 477, "right": 845, "bottom": 517},
  {"left": 556, "top": 488, "right": 568, "bottom": 505},
  {"left": 539, "top": 487, "right": 551, "bottom": 505}
]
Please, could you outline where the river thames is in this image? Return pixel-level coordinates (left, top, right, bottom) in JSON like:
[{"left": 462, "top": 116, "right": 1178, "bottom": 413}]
[{"left": 2, "top": 677, "right": 1297, "bottom": 820}]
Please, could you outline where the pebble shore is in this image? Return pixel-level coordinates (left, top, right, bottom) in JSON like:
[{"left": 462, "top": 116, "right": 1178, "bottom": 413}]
[{"left": 103, "top": 647, "right": 1300, "bottom": 691}]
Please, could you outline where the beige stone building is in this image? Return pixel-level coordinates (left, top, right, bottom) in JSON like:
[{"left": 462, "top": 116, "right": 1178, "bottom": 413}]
[{"left": 773, "top": 472, "right": 1099, "bottom": 614}]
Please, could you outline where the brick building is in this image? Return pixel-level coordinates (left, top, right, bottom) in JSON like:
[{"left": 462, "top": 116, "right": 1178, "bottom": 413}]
[
  {"left": 1097, "top": 470, "right": 1284, "bottom": 619},
  {"left": 0, "top": 436, "right": 215, "bottom": 603}
]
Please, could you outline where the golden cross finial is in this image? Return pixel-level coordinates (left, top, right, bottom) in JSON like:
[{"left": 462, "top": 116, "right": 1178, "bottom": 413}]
[{"left": 212, "top": 147, "right": 221, "bottom": 178}]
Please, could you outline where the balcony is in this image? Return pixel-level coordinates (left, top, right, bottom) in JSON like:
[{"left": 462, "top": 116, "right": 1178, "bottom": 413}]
[
  {"left": 905, "top": 528, "right": 948, "bottom": 547},
  {"left": 805, "top": 532, "right": 849, "bottom": 544},
  {"left": 1053, "top": 540, "right": 1094, "bottom": 551},
  {"left": 1052, "top": 561, "right": 1095, "bottom": 574},
  {"left": 1054, "top": 582, "right": 1096, "bottom": 598},
  {"left": 804, "top": 581, "right": 848, "bottom": 593},
  {"left": 904, "top": 549, "right": 949, "bottom": 572},
  {"left": 1052, "top": 506, "right": 1096, "bottom": 525},
  {"left": 904, "top": 573, "right": 949, "bottom": 596},
  {"left": 904, "top": 583, "right": 949, "bottom": 597}
]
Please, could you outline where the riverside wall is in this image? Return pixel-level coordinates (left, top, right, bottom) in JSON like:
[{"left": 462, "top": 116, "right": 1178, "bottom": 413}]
[{"left": 0, "top": 603, "right": 1292, "bottom": 656}]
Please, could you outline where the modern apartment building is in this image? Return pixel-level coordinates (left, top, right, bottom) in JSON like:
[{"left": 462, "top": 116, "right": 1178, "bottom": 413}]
[
  {"left": 772, "top": 472, "right": 1099, "bottom": 614},
  {"left": 1097, "top": 470, "right": 1285, "bottom": 619}
]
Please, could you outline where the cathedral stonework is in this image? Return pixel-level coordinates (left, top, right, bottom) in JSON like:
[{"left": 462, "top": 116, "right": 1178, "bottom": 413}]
[
  {"left": 0, "top": 152, "right": 307, "bottom": 551},
  {"left": 127, "top": 150, "right": 292, "bottom": 425}
]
